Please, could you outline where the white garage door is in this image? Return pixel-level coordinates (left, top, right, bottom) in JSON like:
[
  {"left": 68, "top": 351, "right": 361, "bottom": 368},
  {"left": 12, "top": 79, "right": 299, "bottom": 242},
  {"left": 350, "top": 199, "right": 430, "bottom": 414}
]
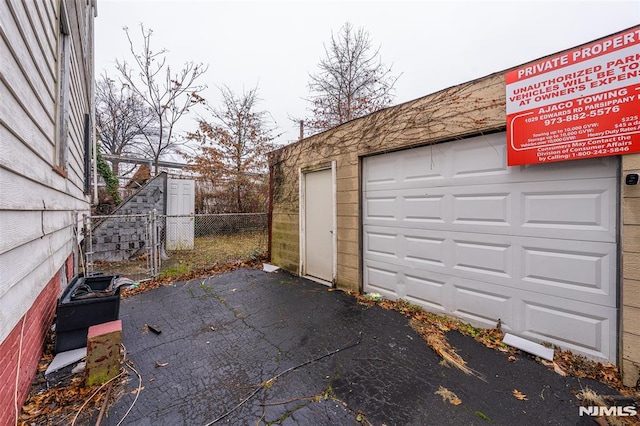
[{"left": 362, "top": 132, "right": 618, "bottom": 361}]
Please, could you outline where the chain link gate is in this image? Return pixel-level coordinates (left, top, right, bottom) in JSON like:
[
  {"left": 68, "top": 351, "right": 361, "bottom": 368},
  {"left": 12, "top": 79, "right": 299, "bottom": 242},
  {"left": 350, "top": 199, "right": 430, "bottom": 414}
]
[{"left": 82, "top": 212, "right": 268, "bottom": 282}]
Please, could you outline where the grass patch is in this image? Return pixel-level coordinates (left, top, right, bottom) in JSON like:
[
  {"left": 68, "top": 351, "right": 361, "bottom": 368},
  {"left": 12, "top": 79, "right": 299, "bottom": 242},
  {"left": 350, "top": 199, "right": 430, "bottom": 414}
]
[
  {"left": 159, "top": 263, "right": 190, "bottom": 278},
  {"left": 164, "top": 231, "right": 266, "bottom": 273},
  {"left": 90, "top": 231, "right": 266, "bottom": 281}
]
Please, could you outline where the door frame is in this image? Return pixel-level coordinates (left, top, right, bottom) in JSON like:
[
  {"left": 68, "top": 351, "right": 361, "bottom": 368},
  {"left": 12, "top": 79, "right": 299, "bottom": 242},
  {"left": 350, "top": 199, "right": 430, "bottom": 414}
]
[{"left": 299, "top": 161, "right": 337, "bottom": 285}]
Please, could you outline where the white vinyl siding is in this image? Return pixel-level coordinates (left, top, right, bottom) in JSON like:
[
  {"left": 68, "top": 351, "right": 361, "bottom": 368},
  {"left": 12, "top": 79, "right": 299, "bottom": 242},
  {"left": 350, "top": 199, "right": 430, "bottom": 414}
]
[{"left": 0, "top": 0, "right": 93, "bottom": 342}]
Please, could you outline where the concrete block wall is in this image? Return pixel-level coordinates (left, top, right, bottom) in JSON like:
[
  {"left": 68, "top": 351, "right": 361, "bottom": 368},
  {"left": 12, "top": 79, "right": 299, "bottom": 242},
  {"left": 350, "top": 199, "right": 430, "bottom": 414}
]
[
  {"left": 622, "top": 153, "right": 640, "bottom": 387},
  {"left": 90, "top": 173, "right": 167, "bottom": 262}
]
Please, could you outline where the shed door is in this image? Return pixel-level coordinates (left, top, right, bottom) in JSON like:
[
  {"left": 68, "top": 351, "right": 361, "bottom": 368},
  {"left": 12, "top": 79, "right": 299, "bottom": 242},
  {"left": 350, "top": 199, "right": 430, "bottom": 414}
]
[
  {"left": 362, "top": 132, "right": 618, "bottom": 361},
  {"left": 304, "top": 168, "right": 333, "bottom": 283},
  {"left": 166, "top": 178, "right": 195, "bottom": 250}
]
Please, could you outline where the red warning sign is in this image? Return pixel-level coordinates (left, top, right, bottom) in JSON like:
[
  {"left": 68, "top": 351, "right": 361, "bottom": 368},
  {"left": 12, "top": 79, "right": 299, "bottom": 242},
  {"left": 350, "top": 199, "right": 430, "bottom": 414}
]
[{"left": 506, "top": 26, "right": 640, "bottom": 166}]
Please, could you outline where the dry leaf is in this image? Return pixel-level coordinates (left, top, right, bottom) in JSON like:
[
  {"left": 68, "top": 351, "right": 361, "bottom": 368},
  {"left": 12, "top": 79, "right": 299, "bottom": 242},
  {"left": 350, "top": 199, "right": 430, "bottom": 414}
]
[
  {"left": 508, "top": 355, "right": 516, "bottom": 362},
  {"left": 130, "top": 386, "right": 145, "bottom": 395},
  {"left": 155, "top": 361, "right": 169, "bottom": 367},
  {"left": 512, "top": 389, "right": 528, "bottom": 401},
  {"left": 435, "top": 386, "right": 462, "bottom": 405},
  {"left": 553, "top": 362, "right": 567, "bottom": 376}
]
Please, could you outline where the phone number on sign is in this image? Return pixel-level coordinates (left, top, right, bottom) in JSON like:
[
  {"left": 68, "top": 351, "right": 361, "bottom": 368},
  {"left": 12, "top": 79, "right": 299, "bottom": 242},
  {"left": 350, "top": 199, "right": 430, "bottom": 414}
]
[
  {"left": 572, "top": 146, "right": 631, "bottom": 157},
  {"left": 541, "top": 106, "right": 621, "bottom": 126}
]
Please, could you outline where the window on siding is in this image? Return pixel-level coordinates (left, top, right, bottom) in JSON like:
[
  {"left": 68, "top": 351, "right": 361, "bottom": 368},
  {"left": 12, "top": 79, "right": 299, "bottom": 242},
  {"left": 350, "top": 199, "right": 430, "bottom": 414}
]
[{"left": 56, "top": 1, "right": 71, "bottom": 175}]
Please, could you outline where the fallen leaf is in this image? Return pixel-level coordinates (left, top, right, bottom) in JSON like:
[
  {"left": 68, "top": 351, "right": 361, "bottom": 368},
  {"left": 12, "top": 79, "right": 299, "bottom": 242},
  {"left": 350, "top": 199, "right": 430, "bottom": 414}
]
[
  {"left": 155, "top": 361, "right": 168, "bottom": 367},
  {"left": 508, "top": 355, "right": 516, "bottom": 362},
  {"left": 130, "top": 386, "right": 145, "bottom": 395},
  {"left": 553, "top": 362, "right": 567, "bottom": 376},
  {"left": 435, "top": 386, "right": 462, "bottom": 405},
  {"left": 513, "top": 389, "right": 528, "bottom": 401}
]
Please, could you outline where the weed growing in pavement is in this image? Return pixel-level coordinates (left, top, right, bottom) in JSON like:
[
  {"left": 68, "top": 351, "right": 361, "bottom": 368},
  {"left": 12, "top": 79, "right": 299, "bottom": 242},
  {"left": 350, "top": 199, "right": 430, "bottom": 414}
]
[
  {"left": 475, "top": 411, "right": 492, "bottom": 422},
  {"left": 159, "top": 263, "right": 189, "bottom": 278}
]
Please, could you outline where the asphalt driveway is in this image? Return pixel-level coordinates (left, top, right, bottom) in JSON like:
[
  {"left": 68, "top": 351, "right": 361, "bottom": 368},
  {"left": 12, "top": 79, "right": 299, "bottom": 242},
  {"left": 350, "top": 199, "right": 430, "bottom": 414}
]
[{"left": 101, "top": 268, "right": 621, "bottom": 425}]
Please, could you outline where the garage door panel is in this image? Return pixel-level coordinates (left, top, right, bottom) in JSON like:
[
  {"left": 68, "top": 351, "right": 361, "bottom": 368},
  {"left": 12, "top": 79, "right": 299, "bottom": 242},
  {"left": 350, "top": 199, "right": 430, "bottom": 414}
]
[
  {"left": 363, "top": 148, "right": 446, "bottom": 189},
  {"left": 404, "top": 195, "right": 445, "bottom": 223},
  {"left": 364, "top": 185, "right": 615, "bottom": 243},
  {"left": 518, "top": 155, "right": 618, "bottom": 182},
  {"left": 452, "top": 192, "right": 511, "bottom": 225},
  {"left": 521, "top": 241, "right": 615, "bottom": 303},
  {"left": 453, "top": 240, "right": 512, "bottom": 278},
  {"left": 523, "top": 191, "right": 607, "bottom": 228},
  {"left": 366, "top": 231, "right": 399, "bottom": 259},
  {"left": 364, "top": 134, "right": 617, "bottom": 191},
  {"left": 365, "top": 226, "right": 614, "bottom": 305},
  {"left": 451, "top": 281, "right": 513, "bottom": 330},
  {"left": 520, "top": 180, "right": 615, "bottom": 238},
  {"left": 364, "top": 188, "right": 446, "bottom": 224},
  {"left": 363, "top": 263, "right": 402, "bottom": 299},
  {"left": 364, "top": 226, "right": 452, "bottom": 271},
  {"left": 405, "top": 235, "right": 446, "bottom": 267},
  {"left": 362, "top": 132, "right": 618, "bottom": 361},
  {"left": 450, "top": 135, "right": 509, "bottom": 179},
  {"left": 520, "top": 297, "right": 615, "bottom": 360},
  {"left": 405, "top": 273, "right": 448, "bottom": 313}
]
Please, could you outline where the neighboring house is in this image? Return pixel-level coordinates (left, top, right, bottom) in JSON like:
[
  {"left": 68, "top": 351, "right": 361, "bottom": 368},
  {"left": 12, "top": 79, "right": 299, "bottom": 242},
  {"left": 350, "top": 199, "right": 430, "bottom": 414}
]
[
  {"left": 269, "top": 26, "right": 640, "bottom": 386},
  {"left": 0, "top": 1, "right": 97, "bottom": 423}
]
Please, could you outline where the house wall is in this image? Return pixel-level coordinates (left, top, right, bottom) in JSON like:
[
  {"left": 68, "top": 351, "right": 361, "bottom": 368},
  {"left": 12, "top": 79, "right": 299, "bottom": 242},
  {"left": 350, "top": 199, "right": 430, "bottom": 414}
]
[
  {"left": 0, "top": 0, "right": 95, "bottom": 421},
  {"left": 270, "top": 69, "right": 640, "bottom": 384}
]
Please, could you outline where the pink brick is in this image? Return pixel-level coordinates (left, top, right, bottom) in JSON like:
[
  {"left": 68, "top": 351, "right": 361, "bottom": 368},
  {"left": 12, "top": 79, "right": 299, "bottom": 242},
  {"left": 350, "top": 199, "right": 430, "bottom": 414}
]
[{"left": 88, "top": 320, "right": 122, "bottom": 339}]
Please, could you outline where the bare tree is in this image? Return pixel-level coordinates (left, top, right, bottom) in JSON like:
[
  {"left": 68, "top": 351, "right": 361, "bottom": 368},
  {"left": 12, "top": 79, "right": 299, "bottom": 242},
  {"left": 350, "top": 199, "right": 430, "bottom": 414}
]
[
  {"left": 186, "top": 86, "right": 276, "bottom": 213},
  {"left": 304, "top": 22, "right": 400, "bottom": 134},
  {"left": 116, "top": 24, "right": 207, "bottom": 174},
  {"left": 95, "top": 73, "right": 154, "bottom": 176}
]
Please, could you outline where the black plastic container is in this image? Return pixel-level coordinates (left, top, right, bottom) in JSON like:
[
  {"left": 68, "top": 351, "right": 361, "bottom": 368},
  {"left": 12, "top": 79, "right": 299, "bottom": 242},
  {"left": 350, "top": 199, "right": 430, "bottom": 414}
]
[{"left": 55, "top": 275, "right": 121, "bottom": 353}]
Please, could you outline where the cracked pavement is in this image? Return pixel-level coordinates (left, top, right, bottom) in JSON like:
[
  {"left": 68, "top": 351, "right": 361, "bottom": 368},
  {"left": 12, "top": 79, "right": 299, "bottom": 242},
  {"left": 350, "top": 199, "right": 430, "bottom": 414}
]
[{"left": 101, "top": 268, "right": 619, "bottom": 425}]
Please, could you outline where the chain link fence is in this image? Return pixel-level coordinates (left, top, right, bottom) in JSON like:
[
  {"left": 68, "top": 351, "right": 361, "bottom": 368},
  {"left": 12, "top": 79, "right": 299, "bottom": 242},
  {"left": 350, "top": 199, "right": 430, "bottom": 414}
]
[
  {"left": 83, "top": 212, "right": 268, "bottom": 282},
  {"left": 158, "top": 213, "right": 268, "bottom": 277}
]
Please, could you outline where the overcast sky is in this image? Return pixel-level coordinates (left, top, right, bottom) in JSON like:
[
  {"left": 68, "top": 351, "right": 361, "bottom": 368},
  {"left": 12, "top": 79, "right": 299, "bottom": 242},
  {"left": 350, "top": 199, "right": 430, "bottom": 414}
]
[{"left": 95, "top": 0, "right": 640, "bottom": 150}]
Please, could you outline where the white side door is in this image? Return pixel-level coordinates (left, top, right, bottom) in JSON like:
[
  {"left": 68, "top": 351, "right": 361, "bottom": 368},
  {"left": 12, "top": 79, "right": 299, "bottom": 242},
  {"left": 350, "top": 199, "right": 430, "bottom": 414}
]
[
  {"left": 166, "top": 178, "right": 195, "bottom": 250},
  {"left": 303, "top": 168, "right": 334, "bottom": 283}
]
